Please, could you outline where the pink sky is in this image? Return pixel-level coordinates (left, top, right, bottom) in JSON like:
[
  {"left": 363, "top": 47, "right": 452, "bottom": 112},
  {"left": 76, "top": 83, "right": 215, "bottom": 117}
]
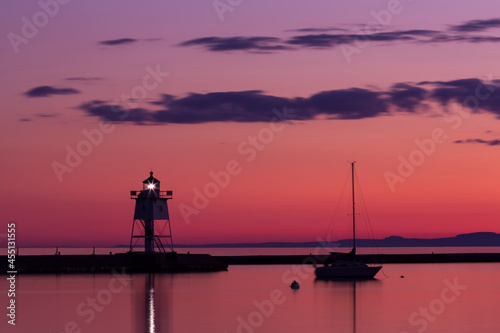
[{"left": 2, "top": 0, "right": 500, "bottom": 246}]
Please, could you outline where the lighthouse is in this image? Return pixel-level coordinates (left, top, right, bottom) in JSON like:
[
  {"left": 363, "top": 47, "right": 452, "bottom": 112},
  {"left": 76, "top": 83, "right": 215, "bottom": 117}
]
[{"left": 129, "top": 172, "right": 174, "bottom": 253}]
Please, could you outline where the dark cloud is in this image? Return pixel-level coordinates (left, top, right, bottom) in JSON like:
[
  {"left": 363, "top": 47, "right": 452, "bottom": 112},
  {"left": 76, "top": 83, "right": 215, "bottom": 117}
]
[
  {"left": 36, "top": 113, "right": 59, "bottom": 118},
  {"left": 79, "top": 89, "right": 387, "bottom": 124},
  {"left": 424, "top": 79, "right": 483, "bottom": 105},
  {"left": 286, "top": 30, "right": 440, "bottom": 48},
  {"left": 25, "top": 86, "right": 80, "bottom": 98},
  {"left": 155, "top": 91, "right": 291, "bottom": 123},
  {"left": 423, "top": 79, "right": 500, "bottom": 114},
  {"left": 286, "top": 27, "right": 347, "bottom": 33},
  {"left": 304, "top": 89, "right": 388, "bottom": 119},
  {"left": 388, "top": 83, "right": 428, "bottom": 112},
  {"left": 79, "top": 100, "right": 151, "bottom": 124},
  {"left": 99, "top": 38, "right": 138, "bottom": 46},
  {"left": 65, "top": 77, "right": 103, "bottom": 81},
  {"left": 368, "top": 30, "right": 439, "bottom": 41},
  {"left": 474, "top": 35, "right": 500, "bottom": 43},
  {"left": 178, "top": 36, "right": 289, "bottom": 52},
  {"left": 76, "top": 78, "right": 500, "bottom": 125},
  {"left": 454, "top": 138, "right": 500, "bottom": 146},
  {"left": 450, "top": 18, "right": 500, "bottom": 32},
  {"left": 420, "top": 79, "right": 500, "bottom": 117},
  {"left": 181, "top": 31, "right": 434, "bottom": 51},
  {"left": 427, "top": 34, "right": 500, "bottom": 44},
  {"left": 178, "top": 31, "right": 445, "bottom": 51},
  {"left": 455, "top": 36, "right": 500, "bottom": 43},
  {"left": 286, "top": 34, "right": 352, "bottom": 48},
  {"left": 180, "top": 18, "right": 500, "bottom": 53}
]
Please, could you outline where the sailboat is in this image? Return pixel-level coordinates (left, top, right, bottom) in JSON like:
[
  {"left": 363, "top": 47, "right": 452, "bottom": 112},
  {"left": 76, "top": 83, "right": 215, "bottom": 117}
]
[{"left": 315, "top": 162, "right": 382, "bottom": 279}]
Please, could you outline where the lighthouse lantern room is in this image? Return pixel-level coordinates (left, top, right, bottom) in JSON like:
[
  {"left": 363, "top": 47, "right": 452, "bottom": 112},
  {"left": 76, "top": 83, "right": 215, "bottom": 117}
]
[{"left": 129, "top": 172, "right": 174, "bottom": 253}]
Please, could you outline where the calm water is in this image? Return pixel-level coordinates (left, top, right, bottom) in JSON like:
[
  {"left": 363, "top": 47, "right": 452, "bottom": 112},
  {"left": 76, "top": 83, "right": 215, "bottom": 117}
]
[{"left": 2, "top": 262, "right": 500, "bottom": 332}]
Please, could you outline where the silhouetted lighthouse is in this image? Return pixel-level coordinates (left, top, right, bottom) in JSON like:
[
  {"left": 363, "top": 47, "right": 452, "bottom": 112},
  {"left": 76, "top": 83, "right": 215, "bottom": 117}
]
[{"left": 129, "top": 172, "right": 174, "bottom": 253}]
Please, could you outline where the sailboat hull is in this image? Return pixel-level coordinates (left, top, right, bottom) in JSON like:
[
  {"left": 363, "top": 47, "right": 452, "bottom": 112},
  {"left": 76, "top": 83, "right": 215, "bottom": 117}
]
[{"left": 315, "top": 263, "right": 381, "bottom": 279}]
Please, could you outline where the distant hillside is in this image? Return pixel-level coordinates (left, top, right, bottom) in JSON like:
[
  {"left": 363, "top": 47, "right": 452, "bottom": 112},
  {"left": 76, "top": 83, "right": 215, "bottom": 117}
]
[{"left": 166, "top": 232, "right": 500, "bottom": 248}]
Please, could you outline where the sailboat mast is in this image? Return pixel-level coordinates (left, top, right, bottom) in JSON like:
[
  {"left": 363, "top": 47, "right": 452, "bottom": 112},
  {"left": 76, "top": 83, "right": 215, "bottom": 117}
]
[{"left": 351, "top": 161, "right": 356, "bottom": 252}]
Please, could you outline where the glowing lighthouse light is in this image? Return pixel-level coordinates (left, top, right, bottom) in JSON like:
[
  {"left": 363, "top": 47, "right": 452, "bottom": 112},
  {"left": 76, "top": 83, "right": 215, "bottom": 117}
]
[{"left": 147, "top": 183, "right": 156, "bottom": 190}]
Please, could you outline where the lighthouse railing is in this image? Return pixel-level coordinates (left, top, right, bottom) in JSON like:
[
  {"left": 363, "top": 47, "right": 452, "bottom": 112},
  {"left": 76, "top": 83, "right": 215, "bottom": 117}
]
[{"left": 130, "top": 190, "right": 173, "bottom": 199}]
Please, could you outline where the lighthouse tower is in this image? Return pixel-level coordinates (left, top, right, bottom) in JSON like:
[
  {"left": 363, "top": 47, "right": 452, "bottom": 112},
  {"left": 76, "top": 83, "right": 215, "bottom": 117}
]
[{"left": 129, "top": 172, "right": 174, "bottom": 253}]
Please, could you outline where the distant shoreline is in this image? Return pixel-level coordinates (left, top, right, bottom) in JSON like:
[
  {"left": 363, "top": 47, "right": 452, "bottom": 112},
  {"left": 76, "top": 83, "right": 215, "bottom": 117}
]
[
  {"left": 20, "top": 232, "right": 500, "bottom": 248},
  {"left": 116, "top": 231, "right": 500, "bottom": 248}
]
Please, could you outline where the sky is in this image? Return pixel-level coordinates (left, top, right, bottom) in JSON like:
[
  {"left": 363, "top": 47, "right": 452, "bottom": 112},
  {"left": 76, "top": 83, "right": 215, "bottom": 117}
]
[{"left": 2, "top": 0, "right": 500, "bottom": 247}]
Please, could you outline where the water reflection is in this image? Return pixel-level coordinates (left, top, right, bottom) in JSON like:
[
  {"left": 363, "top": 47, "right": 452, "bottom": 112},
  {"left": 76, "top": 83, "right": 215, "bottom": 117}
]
[
  {"left": 133, "top": 273, "right": 172, "bottom": 333},
  {"left": 314, "top": 278, "right": 381, "bottom": 333},
  {"left": 10, "top": 264, "right": 500, "bottom": 332},
  {"left": 147, "top": 274, "right": 156, "bottom": 333}
]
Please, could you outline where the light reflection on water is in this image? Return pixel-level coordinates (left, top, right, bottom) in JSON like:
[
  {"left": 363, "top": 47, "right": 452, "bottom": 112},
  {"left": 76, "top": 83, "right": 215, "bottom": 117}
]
[
  {"left": 3, "top": 263, "right": 500, "bottom": 332},
  {"left": 147, "top": 275, "right": 155, "bottom": 333}
]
